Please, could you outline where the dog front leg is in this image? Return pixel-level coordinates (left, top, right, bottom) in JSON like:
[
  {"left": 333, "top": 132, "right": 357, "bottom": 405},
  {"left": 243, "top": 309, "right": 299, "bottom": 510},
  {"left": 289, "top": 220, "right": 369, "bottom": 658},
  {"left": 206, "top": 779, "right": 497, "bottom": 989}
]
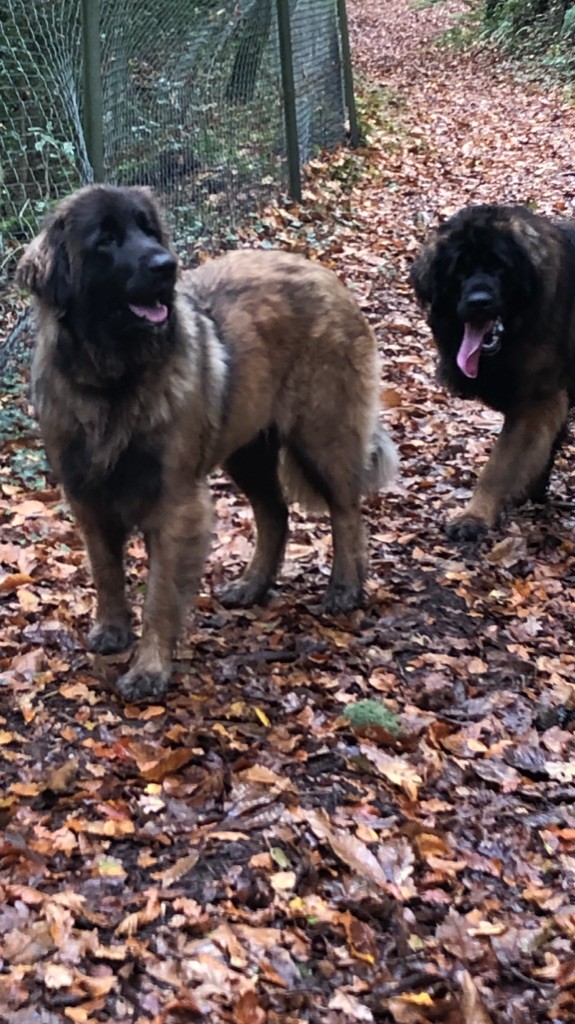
[
  {"left": 447, "top": 389, "right": 569, "bottom": 540},
  {"left": 69, "top": 500, "right": 134, "bottom": 654},
  {"left": 115, "top": 483, "right": 213, "bottom": 703}
]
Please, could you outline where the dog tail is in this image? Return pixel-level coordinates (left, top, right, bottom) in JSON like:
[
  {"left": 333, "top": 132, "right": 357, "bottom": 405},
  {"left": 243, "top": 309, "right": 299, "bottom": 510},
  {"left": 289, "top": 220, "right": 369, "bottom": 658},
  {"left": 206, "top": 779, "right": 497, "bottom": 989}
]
[
  {"left": 364, "top": 424, "right": 398, "bottom": 495},
  {"left": 279, "top": 424, "right": 397, "bottom": 512}
]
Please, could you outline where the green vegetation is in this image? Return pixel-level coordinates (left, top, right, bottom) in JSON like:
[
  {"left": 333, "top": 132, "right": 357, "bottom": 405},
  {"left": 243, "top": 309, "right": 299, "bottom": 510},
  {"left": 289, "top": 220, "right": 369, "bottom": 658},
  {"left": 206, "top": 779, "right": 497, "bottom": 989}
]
[
  {"left": 342, "top": 700, "right": 400, "bottom": 732},
  {"left": 481, "top": 0, "right": 575, "bottom": 77},
  {"left": 427, "top": 0, "right": 575, "bottom": 78}
]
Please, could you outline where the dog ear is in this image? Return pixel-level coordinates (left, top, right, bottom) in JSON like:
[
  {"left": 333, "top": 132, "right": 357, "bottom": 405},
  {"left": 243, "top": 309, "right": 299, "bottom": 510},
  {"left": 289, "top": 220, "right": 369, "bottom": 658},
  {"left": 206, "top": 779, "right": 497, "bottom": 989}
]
[
  {"left": 16, "top": 214, "right": 72, "bottom": 314},
  {"left": 409, "top": 238, "right": 438, "bottom": 307}
]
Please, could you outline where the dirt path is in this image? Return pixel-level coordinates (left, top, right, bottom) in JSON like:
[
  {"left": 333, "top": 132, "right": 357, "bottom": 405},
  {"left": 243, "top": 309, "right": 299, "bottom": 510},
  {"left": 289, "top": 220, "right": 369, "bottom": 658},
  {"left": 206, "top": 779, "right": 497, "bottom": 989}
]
[
  {"left": 350, "top": 0, "right": 575, "bottom": 214},
  {"left": 3, "top": 4, "right": 575, "bottom": 1023}
]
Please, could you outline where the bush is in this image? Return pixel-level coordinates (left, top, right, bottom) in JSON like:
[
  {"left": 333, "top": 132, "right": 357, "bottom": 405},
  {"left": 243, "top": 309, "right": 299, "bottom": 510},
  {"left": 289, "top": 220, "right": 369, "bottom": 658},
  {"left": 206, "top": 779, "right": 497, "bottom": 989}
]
[{"left": 481, "top": 0, "right": 575, "bottom": 76}]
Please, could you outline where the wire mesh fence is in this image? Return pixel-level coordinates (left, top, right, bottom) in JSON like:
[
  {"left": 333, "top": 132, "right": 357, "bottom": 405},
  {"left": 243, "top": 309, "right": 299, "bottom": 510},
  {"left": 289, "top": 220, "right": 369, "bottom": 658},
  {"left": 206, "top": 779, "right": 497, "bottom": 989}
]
[
  {"left": 0, "top": 1, "right": 89, "bottom": 279},
  {"left": 1, "top": 0, "right": 355, "bottom": 282}
]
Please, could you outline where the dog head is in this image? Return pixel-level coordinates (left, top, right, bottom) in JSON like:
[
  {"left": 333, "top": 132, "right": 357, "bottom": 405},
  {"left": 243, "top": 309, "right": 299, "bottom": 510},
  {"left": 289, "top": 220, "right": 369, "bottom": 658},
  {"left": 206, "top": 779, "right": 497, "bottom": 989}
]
[
  {"left": 16, "top": 185, "right": 178, "bottom": 339},
  {"left": 410, "top": 205, "right": 543, "bottom": 384}
]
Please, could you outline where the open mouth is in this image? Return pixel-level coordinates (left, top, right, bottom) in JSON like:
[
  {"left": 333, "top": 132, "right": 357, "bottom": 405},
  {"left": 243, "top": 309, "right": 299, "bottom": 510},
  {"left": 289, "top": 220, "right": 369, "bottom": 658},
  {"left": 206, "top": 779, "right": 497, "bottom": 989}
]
[
  {"left": 127, "top": 299, "right": 170, "bottom": 326},
  {"left": 456, "top": 317, "right": 504, "bottom": 378},
  {"left": 482, "top": 318, "right": 504, "bottom": 354}
]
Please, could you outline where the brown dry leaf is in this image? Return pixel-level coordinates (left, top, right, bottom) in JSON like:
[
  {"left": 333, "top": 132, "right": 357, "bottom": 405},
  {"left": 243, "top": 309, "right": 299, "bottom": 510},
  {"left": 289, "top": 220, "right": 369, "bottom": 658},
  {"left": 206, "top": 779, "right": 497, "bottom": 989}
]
[
  {"left": 377, "top": 838, "right": 417, "bottom": 900},
  {"left": 208, "top": 830, "right": 250, "bottom": 842},
  {"left": 386, "top": 994, "right": 436, "bottom": 1024},
  {"left": 209, "top": 923, "right": 248, "bottom": 969},
  {"left": 43, "top": 963, "right": 74, "bottom": 989},
  {"left": 234, "top": 989, "right": 266, "bottom": 1024},
  {"left": 75, "top": 970, "right": 116, "bottom": 998},
  {"left": 270, "top": 870, "right": 297, "bottom": 892},
  {"left": 235, "top": 924, "right": 287, "bottom": 951},
  {"left": 466, "top": 657, "right": 489, "bottom": 675},
  {"left": 0, "top": 541, "right": 28, "bottom": 566},
  {"left": 140, "top": 747, "right": 196, "bottom": 783},
  {"left": 44, "top": 759, "right": 79, "bottom": 794},
  {"left": 486, "top": 535, "right": 528, "bottom": 568},
  {"left": 472, "top": 760, "right": 521, "bottom": 793},
  {"left": 235, "top": 765, "right": 292, "bottom": 790},
  {"left": 64, "top": 1007, "right": 91, "bottom": 1023},
  {"left": 93, "top": 943, "right": 128, "bottom": 961},
  {"left": 11, "top": 500, "right": 48, "bottom": 523},
  {"left": 437, "top": 913, "right": 484, "bottom": 963},
  {"left": 115, "top": 891, "right": 162, "bottom": 936},
  {"left": 153, "top": 996, "right": 203, "bottom": 1023},
  {"left": 185, "top": 951, "right": 245, "bottom": 991},
  {"left": 59, "top": 681, "right": 92, "bottom": 701},
  {"left": 83, "top": 818, "right": 135, "bottom": 838},
  {"left": 412, "top": 830, "right": 453, "bottom": 861},
  {"left": 382, "top": 386, "right": 404, "bottom": 408},
  {"left": 545, "top": 761, "right": 575, "bottom": 782},
  {"left": 329, "top": 990, "right": 374, "bottom": 1021},
  {"left": 341, "top": 910, "right": 378, "bottom": 964},
  {"left": 556, "top": 958, "right": 575, "bottom": 989},
  {"left": 151, "top": 852, "right": 200, "bottom": 887},
  {"left": 10, "top": 781, "right": 41, "bottom": 797},
  {"left": 0, "top": 572, "right": 35, "bottom": 593},
  {"left": 457, "top": 969, "right": 494, "bottom": 1024},
  {"left": 299, "top": 807, "right": 389, "bottom": 890},
  {"left": 359, "top": 744, "right": 422, "bottom": 800},
  {"left": 3, "top": 921, "right": 54, "bottom": 963}
]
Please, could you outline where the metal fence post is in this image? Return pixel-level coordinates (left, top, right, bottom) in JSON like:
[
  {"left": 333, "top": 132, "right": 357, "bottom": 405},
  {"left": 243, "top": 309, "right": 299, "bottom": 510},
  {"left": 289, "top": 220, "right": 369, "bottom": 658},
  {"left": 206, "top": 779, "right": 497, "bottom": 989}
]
[
  {"left": 81, "top": 0, "right": 105, "bottom": 182},
  {"left": 276, "top": 0, "right": 301, "bottom": 202},
  {"left": 337, "top": 0, "right": 359, "bottom": 148}
]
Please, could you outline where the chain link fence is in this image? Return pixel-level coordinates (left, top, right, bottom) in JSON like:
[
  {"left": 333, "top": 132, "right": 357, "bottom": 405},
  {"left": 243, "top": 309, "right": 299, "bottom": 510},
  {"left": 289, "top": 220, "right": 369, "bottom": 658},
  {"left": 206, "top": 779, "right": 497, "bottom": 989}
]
[{"left": 1, "top": 0, "right": 356, "bottom": 281}]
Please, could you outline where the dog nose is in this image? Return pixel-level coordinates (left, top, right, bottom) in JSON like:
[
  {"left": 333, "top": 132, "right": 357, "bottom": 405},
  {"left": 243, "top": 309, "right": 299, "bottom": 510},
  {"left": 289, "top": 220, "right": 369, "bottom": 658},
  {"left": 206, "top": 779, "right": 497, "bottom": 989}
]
[
  {"left": 148, "top": 251, "right": 177, "bottom": 278},
  {"left": 466, "top": 289, "right": 493, "bottom": 310}
]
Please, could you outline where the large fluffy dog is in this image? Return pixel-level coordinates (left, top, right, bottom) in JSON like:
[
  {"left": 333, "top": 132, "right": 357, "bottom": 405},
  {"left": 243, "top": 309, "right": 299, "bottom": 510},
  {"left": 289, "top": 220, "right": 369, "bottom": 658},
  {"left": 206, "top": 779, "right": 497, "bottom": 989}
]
[
  {"left": 410, "top": 204, "right": 575, "bottom": 538},
  {"left": 16, "top": 185, "right": 396, "bottom": 703}
]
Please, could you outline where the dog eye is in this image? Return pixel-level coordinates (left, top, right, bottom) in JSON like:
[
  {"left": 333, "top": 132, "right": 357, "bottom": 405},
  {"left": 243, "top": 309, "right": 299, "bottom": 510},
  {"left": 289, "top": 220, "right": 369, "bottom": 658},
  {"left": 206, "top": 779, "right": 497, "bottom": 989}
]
[
  {"left": 135, "top": 211, "right": 159, "bottom": 238},
  {"left": 96, "top": 216, "right": 121, "bottom": 248}
]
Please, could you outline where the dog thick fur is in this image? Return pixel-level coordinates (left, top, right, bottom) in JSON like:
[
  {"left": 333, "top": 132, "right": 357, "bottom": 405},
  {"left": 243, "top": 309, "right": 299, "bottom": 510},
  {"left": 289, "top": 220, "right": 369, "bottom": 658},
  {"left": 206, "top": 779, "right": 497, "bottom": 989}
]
[
  {"left": 17, "top": 185, "right": 396, "bottom": 703},
  {"left": 410, "top": 203, "right": 575, "bottom": 538}
]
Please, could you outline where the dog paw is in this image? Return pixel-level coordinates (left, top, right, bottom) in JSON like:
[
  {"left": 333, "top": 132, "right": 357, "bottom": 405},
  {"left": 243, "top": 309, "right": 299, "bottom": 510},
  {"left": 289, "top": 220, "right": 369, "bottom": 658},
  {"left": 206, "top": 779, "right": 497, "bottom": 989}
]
[
  {"left": 323, "top": 583, "right": 363, "bottom": 615},
  {"left": 88, "top": 622, "right": 135, "bottom": 655},
  {"left": 218, "top": 578, "right": 270, "bottom": 608},
  {"left": 115, "top": 667, "right": 171, "bottom": 704},
  {"left": 445, "top": 515, "right": 489, "bottom": 541}
]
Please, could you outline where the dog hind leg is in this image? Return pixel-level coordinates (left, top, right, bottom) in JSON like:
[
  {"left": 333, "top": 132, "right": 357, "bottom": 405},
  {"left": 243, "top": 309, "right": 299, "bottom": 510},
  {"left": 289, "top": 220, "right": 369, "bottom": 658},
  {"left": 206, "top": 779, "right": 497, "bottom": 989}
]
[
  {"left": 220, "top": 428, "right": 289, "bottom": 608},
  {"left": 325, "top": 503, "right": 366, "bottom": 613},
  {"left": 285, "top": 439, "right": 366, "bottom": 613}
]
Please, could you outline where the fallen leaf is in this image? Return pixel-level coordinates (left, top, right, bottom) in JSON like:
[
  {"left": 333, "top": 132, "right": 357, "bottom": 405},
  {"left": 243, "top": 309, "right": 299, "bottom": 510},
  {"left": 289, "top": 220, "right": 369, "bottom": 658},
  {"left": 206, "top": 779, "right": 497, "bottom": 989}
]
[{"left": 457, "top": 969, "right": 494, "bottom": 1024}]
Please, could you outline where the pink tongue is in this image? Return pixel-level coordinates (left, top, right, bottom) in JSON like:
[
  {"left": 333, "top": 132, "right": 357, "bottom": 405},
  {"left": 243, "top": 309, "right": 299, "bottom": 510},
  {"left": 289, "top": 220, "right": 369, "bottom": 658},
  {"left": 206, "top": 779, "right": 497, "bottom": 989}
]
[
  {"left": 456, "top": 321, "right": 494, "bottom": 378},
  {"left": 128, "top": 302, "right": 168, "bottom": 324}
]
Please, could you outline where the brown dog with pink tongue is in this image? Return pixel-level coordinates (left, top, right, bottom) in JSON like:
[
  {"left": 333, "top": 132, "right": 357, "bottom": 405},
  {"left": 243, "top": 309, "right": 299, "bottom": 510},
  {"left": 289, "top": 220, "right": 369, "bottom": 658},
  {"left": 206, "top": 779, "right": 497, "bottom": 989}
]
[
  {"left": 16, "top": 184, "right": 397, "bottom": 705},
  {"left": 410, "top": 203, "right": 575, "bottom": 539}
]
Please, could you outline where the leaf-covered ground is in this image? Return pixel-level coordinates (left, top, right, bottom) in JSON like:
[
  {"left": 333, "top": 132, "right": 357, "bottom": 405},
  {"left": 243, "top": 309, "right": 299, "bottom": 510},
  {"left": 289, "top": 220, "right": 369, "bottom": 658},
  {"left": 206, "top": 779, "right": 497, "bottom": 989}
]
[{"left": 2, "top": 2, "right": 575, "bottom": 1022}]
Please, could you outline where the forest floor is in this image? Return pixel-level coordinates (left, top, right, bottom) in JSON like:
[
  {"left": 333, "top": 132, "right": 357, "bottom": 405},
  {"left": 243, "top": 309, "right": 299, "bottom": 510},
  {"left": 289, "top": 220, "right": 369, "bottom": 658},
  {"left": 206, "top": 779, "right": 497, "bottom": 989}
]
[{"left": 2, "top": 1, "right": 575, "bottom": 1022}]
